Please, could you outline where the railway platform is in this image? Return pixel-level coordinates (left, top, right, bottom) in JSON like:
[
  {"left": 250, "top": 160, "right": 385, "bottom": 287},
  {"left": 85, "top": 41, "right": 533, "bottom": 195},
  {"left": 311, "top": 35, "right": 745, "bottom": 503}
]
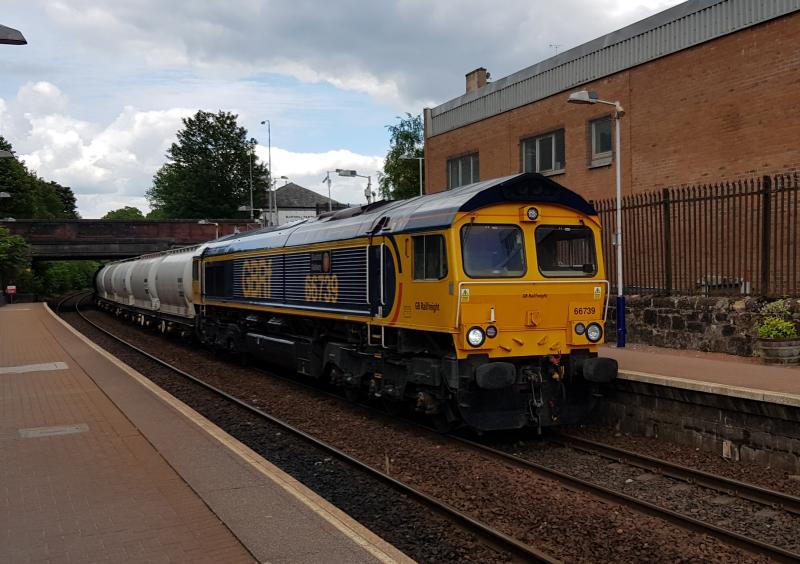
[
  {"left": 0, "top": 303, "right": 409, "bottom": 564},
  {"left": 602, "top": 343, "right": 800, "bottom": 407}
]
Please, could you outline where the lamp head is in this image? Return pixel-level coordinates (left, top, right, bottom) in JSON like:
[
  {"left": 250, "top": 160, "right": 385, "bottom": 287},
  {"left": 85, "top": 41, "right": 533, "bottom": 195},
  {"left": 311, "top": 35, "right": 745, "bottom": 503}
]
[
  {"left": 567, "top": 90, "right": 599, "bottom": 105},
  {"left": 0, "top": 25, "right": 26, "bottom": 45}
]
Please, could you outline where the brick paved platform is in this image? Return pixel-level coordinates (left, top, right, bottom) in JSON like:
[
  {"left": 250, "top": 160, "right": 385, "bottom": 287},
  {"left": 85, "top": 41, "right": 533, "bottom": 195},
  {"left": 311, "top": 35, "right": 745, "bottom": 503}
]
[
  {"left": 0, "top": 304, "right": 410, "bottom": 564},
  {"left": 602, "top": 343, "right": 800, "bottom": 408}
]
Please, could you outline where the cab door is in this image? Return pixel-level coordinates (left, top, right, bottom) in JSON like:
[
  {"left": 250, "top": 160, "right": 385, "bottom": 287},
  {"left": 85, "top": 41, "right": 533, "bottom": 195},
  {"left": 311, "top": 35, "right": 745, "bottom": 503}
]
[{"left": 368, "top": 240, "right": 396, "bottom": 318}]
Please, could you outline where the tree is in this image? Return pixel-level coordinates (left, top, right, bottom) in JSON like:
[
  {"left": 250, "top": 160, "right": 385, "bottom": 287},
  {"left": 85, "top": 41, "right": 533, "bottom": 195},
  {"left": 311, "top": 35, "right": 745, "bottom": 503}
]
[
  {"left": 378, "top": 113, "right": 424, "bottom": 201},
  {"left": 34, "top": 260, "right": 101, "bottom": 296},
  {"left": 103, "top": 206, "right": 145, "bottom": 220},
  {"left": 0, "top": 226, "right": 30, "bottom": 293},
  {"left": 146, "top": 110, "right": 270, "bottom": 218},
  {"left": 0, "top": 136, "right": 79, "bottom": 219}
]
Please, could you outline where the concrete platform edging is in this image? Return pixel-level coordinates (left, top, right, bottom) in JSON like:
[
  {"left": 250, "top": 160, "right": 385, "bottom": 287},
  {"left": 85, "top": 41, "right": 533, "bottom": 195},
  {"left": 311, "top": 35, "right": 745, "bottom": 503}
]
[
  {"left": 46, "top": 303, "right": 412, "bottom": 564},
  {"left": 619, "top": 369, "right": 800, "bottom": 409}
]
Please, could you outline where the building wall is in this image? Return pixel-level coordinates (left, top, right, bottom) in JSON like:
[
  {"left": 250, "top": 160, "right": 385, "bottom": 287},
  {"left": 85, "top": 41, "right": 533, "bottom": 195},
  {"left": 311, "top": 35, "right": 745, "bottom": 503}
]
[{"left": 425, "top": 13, "right": 800, "bottom": 201}]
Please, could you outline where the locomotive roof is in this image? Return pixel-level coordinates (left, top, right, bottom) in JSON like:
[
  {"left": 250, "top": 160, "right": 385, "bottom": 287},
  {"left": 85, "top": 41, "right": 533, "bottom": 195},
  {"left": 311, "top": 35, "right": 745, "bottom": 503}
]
[{"left": 203, "top": 172, "right": 596, "bottom": 256}]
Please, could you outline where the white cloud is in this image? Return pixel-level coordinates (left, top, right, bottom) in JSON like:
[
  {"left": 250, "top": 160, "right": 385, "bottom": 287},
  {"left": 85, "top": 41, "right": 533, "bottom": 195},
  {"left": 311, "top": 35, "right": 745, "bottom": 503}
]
[
  {"left": 262, "top": 146, "right": 384, "bottom": 206},
  {"left": 2, "top": 81, "right": 382, "bottom": 218},
  {"left": 1, "top": 1, "right": 688, "bottom": 217},
  {"left": 30, "top": 0, "right": 686, "bottom": 110}
]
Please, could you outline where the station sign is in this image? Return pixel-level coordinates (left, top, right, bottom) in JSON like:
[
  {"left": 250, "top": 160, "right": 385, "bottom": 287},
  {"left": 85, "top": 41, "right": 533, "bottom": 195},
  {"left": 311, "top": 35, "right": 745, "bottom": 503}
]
[{"left": 6, "top": 285, "right": 16, "bottom": 295}]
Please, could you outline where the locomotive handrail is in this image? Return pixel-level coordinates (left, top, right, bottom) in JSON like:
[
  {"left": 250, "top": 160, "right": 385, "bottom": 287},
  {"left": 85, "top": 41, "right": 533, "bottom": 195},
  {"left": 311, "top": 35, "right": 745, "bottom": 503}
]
[
  {"left": 454, "top": 279, "right": 611, "bottom": 329},
  {"left": 380, "top": 242, "right": 385, "bottom": 307}
]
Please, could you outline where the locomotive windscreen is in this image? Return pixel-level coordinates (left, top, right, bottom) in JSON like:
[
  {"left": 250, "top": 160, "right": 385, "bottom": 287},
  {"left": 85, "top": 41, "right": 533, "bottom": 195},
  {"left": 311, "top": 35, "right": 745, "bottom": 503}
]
[
  {"left": 460, "top": 224, "right": 526, "bottom": 278},
  {"left": 535, "top": 225, "right": 597, "bottom": 277}
]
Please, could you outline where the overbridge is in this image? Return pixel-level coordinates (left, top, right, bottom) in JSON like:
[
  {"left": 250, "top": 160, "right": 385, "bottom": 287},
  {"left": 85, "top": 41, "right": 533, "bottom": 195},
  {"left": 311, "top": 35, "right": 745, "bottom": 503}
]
[{"left": 1, "top": 219, "right": 259, "bottom": 260}]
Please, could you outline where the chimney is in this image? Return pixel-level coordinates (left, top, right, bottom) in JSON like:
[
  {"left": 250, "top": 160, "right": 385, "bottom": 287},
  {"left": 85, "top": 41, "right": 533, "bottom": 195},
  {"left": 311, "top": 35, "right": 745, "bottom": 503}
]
[{"left": 465, "top": 67, "right": 488, "bottom": 93}]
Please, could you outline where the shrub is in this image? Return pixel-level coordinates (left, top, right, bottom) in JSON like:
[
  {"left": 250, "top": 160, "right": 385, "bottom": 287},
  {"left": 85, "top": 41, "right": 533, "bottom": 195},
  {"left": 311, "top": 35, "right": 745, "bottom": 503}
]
[
  {"left": 755, "top": 300, "right": 798, "bottom": 339},
  {"left": 759, "top": 299, "right": 791, "bottom": 318},
  {"left": 756, "top": 316, "right": 798, "bottom": 339}
]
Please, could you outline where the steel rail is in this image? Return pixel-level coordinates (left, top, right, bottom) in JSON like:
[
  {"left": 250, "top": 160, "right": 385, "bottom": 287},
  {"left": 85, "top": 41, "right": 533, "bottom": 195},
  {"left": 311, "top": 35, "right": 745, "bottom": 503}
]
[
  {"left": 65, "top": 293, "right": 800, "bottom": 562},
  {"left": 67, "top": 294, "right": 559, "bottom": 564},
  {"left": 448, "top": 435, "right": 800, "bottom": 564},
  {"left": 555, "top": 433, "right": 800, "bottom": 517},
  {"left": 55, "top": 290, "right": 90, "bottom": 314}
]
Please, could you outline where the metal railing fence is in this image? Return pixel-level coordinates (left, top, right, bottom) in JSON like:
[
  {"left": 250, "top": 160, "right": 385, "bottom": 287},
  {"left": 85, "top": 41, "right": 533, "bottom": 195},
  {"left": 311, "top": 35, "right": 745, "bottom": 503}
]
[{"left": 595, "top": 172, "right": 800, "bottom": 297}]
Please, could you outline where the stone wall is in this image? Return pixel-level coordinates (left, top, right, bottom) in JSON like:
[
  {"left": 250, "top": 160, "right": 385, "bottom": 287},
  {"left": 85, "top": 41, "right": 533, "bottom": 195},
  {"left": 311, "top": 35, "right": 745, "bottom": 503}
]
[
  {"left": 591, "top": 378, "right": 800, "bottom": 472},
  {"left": 605, "top": 295, "right": 800, "bottom": 356}
]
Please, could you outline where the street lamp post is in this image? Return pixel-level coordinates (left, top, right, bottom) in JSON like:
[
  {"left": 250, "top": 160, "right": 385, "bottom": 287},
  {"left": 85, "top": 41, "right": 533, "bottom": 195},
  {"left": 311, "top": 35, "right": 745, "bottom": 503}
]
[
  {"left": 336, "top": 169, "right": 373, "bottom": 203},
  {"left": 400, "top": 155, "right": 424, "bottom": 196},
  {"left": 0, "top": 191, "right": 12, "bottom": 305},
  {"left": 567, "top": 90, "right": 626, "bottom": 347},
  {"left": 248, "top": 147, "right": 254, "bottom": 221},
  {"left": 260, "top": 120, "right": 273, "bottom": 224},
  {"left": 322, "top": 171, "right": 335, "bottom": 211}
]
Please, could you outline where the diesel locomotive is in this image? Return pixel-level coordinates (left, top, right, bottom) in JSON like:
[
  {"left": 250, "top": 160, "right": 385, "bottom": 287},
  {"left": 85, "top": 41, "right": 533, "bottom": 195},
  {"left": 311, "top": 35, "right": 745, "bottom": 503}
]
[{"left": 95, "top": 173, "right": 618, "bottom": 432}]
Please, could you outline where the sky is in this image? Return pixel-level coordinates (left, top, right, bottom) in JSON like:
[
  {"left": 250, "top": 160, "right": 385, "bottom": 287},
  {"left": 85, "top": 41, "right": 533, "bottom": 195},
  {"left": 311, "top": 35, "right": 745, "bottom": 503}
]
[{"left": 0, "top": 0, "right": 684, "bottom": 218}]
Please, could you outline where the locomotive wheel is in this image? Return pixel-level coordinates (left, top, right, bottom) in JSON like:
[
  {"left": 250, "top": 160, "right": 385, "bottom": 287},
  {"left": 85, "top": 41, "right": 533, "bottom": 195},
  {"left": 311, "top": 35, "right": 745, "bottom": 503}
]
[
  {"left": 344, "top": 387, "right": 359, "bottom": 403},
  {"left": 431, "top": 412, "right": 455, "bottom": 434},
  {"left": 381, "top": 397, "right": 403, "bottom": 417}
]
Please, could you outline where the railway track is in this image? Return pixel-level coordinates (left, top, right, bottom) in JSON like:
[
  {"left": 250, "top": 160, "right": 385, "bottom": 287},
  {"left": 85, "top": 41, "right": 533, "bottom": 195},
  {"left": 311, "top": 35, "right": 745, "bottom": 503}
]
[
  {"left": 60, "top": 292, "right": 800, "bottom": 562},
  {"left": 60, "top": 291, "right": 558, "bottom": 564},
  {"left": 553, "top": 433, "right": 800, "bottom": 516},
  {"left": 454, "top": 435, "right": 800, "bottom": 563}
]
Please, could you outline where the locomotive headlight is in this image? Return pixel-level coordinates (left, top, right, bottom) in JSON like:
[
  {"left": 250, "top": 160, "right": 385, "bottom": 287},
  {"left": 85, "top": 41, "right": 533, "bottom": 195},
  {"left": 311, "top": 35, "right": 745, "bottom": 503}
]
[
  {"left": 486, "top": 325, "right": 498, "bottom": 339},
  {"left": 526, "top": 207, "right": 540, "bottom": 221},
  {"left": 467, "top": 326, "right": 486, "bottom": 347},
  {"left": 574, "top": 322, "right": 586, "bottom": 335},
  {"left": 586, "top": 323, "right": 603, "bottom": 343}
]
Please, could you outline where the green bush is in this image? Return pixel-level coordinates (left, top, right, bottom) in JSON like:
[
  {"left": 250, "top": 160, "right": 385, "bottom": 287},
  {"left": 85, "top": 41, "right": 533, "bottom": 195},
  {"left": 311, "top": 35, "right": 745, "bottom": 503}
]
[
  {"left": 759, "top": 299, "right": 791, "bottom": 318},
  {"left": 756, "top": 316, "right": 798, "bottom": 339},
  {"left": 755, "top": 299, "right": 798, "bottom": 339}
]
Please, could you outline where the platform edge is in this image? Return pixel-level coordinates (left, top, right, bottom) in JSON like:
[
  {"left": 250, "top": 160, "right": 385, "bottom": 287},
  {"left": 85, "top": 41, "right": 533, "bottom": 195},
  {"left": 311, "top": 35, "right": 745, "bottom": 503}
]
[
  {"left": 45, "top": 302, "right": 414, "bottom": 564},
  {"left": 619, "top": 369, "right": 800, "bottom": 408}
]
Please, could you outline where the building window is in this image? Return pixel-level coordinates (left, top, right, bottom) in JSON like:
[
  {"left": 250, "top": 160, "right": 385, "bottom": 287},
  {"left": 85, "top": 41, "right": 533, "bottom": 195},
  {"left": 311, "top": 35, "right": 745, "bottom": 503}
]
[
  {"left": 413, "top": 234, "right": 447, "bottom": 280},
  {"left": 447, "top": 153, "right": 479, "bottom": 189},
  {"left": 522, "top": 130, "right": 565, "bottom": 174},
  {"left": 590, "top": 117, "right": 613, "bottom": 167}
]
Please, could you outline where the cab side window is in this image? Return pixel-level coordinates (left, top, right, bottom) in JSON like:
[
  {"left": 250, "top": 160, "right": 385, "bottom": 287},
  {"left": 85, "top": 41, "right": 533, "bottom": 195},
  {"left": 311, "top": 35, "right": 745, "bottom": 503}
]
[{"left": 413, "top": 235, "right": 447, "bottom": 280}]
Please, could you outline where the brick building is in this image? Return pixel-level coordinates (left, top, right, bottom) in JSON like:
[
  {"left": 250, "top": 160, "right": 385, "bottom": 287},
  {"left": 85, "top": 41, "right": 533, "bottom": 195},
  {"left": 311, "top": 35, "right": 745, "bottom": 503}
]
[{"left": 423, "top": 0, "right": 800, "bottom": 201}]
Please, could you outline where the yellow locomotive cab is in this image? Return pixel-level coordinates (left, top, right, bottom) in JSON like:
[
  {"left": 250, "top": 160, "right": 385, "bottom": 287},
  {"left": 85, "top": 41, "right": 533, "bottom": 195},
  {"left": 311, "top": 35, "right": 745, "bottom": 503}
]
[{"left": 452, "top": 205, "right": 608, "bottom": 360}]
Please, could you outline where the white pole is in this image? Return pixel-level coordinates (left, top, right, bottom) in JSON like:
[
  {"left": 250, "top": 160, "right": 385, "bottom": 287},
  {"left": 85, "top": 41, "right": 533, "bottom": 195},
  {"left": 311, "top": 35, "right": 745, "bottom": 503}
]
[
  {"left": 418, "top": 157, "right": 423, "bottom": 196},
  {"left": 268, "top": 121, "right": 273, "bottom": 225},
  {"left": 614, "top": 106, "right": 626, "bottom": 347},
  {"left": 248, "top": 150, "right": 254, "bottom": 220},
  {"left": 327, "top": 174, "right": 332, "bottom": 211}
]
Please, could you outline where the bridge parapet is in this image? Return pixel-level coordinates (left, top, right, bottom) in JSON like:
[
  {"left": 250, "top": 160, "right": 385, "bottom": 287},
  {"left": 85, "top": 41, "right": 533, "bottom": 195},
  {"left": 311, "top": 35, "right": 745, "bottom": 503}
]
[{"left": 0, "top": 219, "right": 259, "bottom": 260}]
